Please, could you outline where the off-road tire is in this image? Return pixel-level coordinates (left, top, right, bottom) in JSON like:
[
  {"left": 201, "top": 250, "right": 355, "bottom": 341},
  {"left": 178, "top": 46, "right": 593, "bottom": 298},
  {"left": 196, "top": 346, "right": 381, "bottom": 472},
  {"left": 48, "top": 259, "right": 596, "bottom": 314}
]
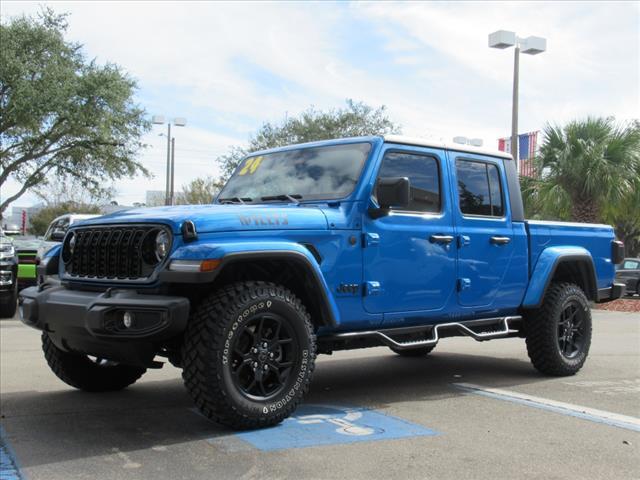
[
  {"left": 182, "top": 281, "right": 316, "bottom": 430},
  {"left": 0, "top": 284, "right": 18, "bottom": 318},
  {"left": 390, "top": 344, "right": 436, "bottom": 357},
  {"left": 525, "top": 282, "right": 592, "bottom": 376},
  {"left": 42, "top": 333, "right": 146, "bottom": 391}
]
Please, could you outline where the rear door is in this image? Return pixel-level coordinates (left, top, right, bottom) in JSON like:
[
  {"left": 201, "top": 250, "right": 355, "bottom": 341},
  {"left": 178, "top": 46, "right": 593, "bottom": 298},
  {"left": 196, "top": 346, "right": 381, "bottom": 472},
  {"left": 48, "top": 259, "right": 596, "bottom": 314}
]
[{"left": 450, "top": 154, "right": 515, "bottom": 307}]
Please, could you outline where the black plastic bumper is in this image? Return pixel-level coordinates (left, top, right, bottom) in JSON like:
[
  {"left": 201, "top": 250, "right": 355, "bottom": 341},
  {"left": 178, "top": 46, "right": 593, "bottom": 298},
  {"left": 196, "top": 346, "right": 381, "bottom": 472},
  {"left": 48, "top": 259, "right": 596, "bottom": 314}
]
[
  {"left": 596, "top": 283, "right": 625, "bottom": 303},
  {"left": 19, "top": 286, "right": 190, "bottom": 366}
]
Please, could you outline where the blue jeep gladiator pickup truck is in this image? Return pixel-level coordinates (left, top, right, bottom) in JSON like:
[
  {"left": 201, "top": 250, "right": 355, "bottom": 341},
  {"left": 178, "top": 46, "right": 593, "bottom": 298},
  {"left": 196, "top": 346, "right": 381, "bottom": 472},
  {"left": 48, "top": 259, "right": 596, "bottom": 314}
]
[{"left": 19, "top": 135, "right": 625, "bottom": 429}]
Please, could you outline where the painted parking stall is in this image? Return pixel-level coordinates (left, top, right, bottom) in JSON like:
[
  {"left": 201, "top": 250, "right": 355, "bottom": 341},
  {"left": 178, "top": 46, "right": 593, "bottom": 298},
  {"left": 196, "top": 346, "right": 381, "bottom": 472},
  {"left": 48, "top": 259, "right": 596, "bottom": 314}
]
[{"left": 233, "top": 405, "right": 438, "bottom": 451}]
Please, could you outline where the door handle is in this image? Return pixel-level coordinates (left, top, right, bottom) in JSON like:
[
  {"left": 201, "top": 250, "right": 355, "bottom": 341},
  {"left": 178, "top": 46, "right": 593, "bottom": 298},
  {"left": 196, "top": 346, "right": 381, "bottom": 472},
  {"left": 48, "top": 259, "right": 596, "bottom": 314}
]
[
  {"left": 490, "top": 236, "right": 511, "bottom": 245},
  {"left": 429, "top": 234, "right": 454, "bottom": 245}
]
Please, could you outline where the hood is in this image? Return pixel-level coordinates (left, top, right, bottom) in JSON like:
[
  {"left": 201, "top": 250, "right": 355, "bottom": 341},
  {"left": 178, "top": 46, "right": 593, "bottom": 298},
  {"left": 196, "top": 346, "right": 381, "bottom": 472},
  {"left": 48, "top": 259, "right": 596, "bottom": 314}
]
[
  {"left": 76, "top": 203, "right": 329, "bottom": 234},
  {"left": 14, "top": 237, "right": 42, "bottom": 251}
]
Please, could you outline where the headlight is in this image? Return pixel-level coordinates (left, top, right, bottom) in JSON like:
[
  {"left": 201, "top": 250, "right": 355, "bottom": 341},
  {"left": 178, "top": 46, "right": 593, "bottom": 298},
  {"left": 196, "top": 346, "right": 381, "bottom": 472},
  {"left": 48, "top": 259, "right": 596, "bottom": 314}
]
[
  {"left": 69, "top": 233, "right": 76, "bottom": 254},
  {"left": 0, "top": 244, "right": 15, "bottom": 259},
  {"left": 155, "top": 231, "right": 170, "bottom": 261}
]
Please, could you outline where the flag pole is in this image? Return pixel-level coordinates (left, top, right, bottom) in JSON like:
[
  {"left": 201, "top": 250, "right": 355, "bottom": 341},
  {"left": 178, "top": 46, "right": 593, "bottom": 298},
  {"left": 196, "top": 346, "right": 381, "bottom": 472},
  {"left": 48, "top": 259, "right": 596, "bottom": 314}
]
[{"left": 511, "top": 45, "right": 520, "bottom": 174}]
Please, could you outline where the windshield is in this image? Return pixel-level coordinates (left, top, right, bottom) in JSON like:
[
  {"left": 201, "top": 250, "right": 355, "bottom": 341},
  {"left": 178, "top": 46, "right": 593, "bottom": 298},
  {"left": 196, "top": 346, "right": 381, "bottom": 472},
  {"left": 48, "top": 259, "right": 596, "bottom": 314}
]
[{"left": 218, "top": 142, "right": 372, "bottom": 202}]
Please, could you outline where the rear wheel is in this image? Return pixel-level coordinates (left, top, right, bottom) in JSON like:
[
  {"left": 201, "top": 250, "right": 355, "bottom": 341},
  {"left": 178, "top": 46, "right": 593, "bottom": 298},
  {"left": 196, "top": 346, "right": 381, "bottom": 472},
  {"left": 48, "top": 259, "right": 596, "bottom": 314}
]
[
  {"left": 525, "top": 282, "right": 592, "bottom": 376},
  {"left": 42, "top": 334, "right": 146, "bottom": 391},
  {"left": 182, "top": 281, "right": 316, "bottom": 430},
  {"left": 390, "top": 344, "right": 436, "bottom": 357}
]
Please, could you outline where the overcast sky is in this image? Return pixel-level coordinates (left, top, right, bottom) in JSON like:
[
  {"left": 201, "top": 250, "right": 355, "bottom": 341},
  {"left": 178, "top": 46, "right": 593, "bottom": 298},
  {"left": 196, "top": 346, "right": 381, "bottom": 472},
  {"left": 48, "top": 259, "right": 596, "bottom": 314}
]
[{"left": 2, "top": 0, "right": 638, "bottom": 210}]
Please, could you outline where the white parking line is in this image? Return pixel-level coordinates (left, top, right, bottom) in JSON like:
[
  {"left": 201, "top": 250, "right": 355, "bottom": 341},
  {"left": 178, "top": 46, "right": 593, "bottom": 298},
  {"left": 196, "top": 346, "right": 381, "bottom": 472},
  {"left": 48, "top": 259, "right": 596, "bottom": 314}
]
[{"left": 454, "top": 383, "right": 640, "bottom": 433}]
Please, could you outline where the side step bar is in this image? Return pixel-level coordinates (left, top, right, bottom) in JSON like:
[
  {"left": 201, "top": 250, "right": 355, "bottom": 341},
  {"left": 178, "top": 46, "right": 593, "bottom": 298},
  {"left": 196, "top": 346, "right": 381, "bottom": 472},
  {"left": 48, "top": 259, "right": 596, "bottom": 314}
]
[{"left": 325, "top": 316, "right": 522, "bottom": 351}]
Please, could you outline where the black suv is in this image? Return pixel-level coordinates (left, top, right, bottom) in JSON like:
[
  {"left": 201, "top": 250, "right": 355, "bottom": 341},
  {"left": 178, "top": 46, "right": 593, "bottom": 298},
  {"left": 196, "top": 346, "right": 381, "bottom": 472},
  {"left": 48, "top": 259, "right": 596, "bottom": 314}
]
[
  {"left": 0, "top": 229, "right": 18, "bottom": 318},
  {"left": 616, "top": 258, "right": 640, "bottom": 297}
]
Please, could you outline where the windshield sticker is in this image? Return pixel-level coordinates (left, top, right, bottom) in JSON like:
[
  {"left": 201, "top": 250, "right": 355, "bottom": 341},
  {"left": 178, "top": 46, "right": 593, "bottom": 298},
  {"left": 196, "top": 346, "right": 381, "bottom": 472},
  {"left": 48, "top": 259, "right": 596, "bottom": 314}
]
[{"left": 238, "top": 156, "right": 263, "bottom": 176}]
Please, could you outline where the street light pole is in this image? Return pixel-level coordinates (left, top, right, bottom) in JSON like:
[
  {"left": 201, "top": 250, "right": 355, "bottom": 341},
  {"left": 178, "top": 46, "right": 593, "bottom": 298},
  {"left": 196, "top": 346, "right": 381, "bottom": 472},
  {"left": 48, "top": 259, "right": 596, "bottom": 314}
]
[
  {"left": 152, "top": 116, "right": 186, "bottom": 206},
  {"left": 489, "top": 30, "right": 546, "bottom": 175},
  {"left": 170, "top": 137, "right": 176, "bottom": 205},
  {"left": 165, "top": 123, "right": 172, "bottom": 205},
  {"left": 511, "top": 45, "right": 520, "bottom": 168}
]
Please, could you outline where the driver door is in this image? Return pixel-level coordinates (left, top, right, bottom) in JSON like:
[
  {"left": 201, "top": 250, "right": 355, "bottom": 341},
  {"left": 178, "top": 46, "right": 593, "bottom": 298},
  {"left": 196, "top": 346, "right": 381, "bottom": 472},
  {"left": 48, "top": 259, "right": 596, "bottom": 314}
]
[{"left": 362, "top": 146, "right": 457, "bottom": 321}]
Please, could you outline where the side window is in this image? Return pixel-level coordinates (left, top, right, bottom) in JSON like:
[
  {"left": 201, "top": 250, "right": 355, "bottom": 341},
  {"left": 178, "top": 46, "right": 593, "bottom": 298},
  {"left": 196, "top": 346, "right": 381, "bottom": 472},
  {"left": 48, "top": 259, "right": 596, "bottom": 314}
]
[
  {"left": 44, "top": 220, "right": 60, "bottom": 241},
  {"left": 376, "top": 151, "right": 441, "bottom": 213},
  {"left": 57, "top": 217, "right": 70, "bottom": 232},
  {"left": 456, "top": 159, "right": 504, "bottom": 217}
]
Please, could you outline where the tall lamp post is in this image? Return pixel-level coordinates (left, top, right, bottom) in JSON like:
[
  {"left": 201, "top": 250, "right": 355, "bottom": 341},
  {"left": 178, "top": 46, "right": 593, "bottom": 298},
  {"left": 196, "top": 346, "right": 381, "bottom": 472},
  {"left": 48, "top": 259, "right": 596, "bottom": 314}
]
[
  {"left": 488, "top": 30, "right": 546, "bottom": 173},
  {"left": 151, "top": 115, "right": 187, "bottom": 205}
]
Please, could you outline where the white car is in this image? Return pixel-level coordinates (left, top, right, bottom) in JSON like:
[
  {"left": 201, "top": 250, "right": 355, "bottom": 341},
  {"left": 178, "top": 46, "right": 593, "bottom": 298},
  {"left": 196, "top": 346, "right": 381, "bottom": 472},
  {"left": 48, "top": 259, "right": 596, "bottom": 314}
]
[{"left": 37, "top": 214, "right": 101, "bottom": 260}]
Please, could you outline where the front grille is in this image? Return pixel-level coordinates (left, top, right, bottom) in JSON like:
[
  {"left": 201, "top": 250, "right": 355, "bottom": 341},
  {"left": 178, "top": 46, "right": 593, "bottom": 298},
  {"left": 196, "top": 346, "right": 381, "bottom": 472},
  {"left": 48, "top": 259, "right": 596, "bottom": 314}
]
[{"left": 63, "top": 225, "right": 168, "bottom": 281}]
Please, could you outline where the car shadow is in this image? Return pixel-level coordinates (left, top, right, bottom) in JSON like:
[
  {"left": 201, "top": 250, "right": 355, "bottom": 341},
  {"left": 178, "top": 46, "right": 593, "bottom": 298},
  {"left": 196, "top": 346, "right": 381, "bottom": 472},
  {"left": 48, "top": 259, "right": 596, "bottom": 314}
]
[{"left": 1, "top": 349, "right": 547, "bottom": 469}]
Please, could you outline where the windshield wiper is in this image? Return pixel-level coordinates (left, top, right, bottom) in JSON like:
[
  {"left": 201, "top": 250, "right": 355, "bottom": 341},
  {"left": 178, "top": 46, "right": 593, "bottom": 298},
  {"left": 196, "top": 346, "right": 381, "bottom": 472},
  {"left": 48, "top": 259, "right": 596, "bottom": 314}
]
[
  {"left": 218, "top": 197, "right": 252, "bottom": 204},
  {"left": 260, "top": 194, "right": 303, "bottom": 204}
]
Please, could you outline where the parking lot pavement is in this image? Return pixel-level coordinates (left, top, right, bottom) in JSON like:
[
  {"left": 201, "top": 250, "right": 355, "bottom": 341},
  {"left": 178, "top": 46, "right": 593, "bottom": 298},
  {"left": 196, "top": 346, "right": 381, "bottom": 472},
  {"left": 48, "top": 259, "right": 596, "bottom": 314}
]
[{"left": 1, "top": 310, "right": 639, "bottom": 480}]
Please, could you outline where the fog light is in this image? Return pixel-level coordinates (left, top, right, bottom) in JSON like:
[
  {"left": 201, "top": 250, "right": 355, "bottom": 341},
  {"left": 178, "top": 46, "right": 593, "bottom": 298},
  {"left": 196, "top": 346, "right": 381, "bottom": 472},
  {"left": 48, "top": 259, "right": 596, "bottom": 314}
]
[{"left": 123, "top": 311, "right": 134, "bottom": 328}]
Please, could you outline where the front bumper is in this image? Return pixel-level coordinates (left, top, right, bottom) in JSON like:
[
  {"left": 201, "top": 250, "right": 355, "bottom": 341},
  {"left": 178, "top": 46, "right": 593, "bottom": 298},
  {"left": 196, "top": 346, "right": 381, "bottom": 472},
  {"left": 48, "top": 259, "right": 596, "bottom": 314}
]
[{"left": 19, "top": 286, "right": 190, "bottom": 366}]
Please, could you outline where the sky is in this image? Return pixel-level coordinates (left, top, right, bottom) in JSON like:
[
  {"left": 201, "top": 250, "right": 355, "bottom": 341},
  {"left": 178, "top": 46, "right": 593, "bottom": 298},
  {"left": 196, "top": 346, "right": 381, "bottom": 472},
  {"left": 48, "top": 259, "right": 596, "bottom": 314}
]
[{"left": 2, "top": 0, "right": 639, "bottom": 211}]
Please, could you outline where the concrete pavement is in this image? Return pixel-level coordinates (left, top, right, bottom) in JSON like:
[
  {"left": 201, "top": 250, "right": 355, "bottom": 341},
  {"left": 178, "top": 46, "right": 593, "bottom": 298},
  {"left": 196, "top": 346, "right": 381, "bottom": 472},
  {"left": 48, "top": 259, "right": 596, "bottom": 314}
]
[{"left": 1, "top": 310, "right": 639, "bottom": 479}]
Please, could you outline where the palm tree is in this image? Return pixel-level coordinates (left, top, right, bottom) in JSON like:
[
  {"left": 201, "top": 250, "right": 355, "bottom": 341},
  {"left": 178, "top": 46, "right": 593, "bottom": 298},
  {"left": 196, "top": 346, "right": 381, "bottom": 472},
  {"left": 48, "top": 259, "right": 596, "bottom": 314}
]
[{"left": 530, "top": 117, "right": 640, "bottom": 224}]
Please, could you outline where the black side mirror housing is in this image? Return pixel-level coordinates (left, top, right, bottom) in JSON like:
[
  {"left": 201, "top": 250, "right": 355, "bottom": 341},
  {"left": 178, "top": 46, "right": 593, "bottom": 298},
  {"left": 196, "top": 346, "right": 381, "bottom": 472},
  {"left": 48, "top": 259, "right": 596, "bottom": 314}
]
[
  {"left": 369, "top": 177, "right": 410, "bottom": 219},
  {"left": 51, "top": 229, "right": 65, "bottom": 241}
]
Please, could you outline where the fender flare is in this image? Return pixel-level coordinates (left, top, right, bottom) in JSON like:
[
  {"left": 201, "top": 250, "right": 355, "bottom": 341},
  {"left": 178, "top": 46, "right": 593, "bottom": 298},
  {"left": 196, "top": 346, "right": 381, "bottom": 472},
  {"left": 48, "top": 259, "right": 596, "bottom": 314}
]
[
  {"left": 522, "top": 246, "right": 597, "bottom": 308},
  {"left": 219, "top": 250, "right": 339, "bottom": 327},
  {"left": 165, "top": 241, "right": 340, "bottom": 327}
]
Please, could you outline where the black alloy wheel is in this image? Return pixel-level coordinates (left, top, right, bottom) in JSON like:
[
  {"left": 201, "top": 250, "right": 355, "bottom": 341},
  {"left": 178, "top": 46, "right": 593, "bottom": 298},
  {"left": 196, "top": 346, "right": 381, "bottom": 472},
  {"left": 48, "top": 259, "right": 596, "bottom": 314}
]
[
  {"left": 230, "top": 313, "right": 298, "bottom": 400},
  {"left": 557, "top": 300, "right": 587, "bottom": 359}
]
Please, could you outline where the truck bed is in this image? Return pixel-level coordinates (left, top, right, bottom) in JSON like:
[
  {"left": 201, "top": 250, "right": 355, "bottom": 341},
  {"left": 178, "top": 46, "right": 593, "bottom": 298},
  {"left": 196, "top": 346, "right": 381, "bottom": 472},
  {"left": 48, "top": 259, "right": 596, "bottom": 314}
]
[{"left": 526, "top": 220, "right": 616, "bottom": 290}]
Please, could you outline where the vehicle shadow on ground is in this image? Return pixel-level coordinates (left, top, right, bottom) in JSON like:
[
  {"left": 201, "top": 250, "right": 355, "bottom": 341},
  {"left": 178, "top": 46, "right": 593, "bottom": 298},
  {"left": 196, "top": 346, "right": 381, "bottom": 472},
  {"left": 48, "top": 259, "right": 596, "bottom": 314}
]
[{"left": 1, "top": 350, "right": 545, "bottom": 468}]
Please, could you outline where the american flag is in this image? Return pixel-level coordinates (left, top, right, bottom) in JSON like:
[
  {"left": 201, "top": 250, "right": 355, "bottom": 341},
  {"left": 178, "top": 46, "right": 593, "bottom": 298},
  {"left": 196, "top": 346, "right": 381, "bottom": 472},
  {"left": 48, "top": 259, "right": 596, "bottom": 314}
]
[{"left": 498, "top": 131, "right": 539, "bottom": 177}]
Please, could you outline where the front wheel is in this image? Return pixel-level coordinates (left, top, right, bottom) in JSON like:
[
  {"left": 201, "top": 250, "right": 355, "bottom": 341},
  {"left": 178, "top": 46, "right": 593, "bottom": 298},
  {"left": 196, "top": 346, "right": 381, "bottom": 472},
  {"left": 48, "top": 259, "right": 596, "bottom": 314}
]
[
  {"left": 182, "top": 281, "right": 316, "bottom": 430},
  {"left": 525, "top": 282, "right": 592, "bottom": 376},
  {"left": 42, "top": 334, "right": 147, "bottom": 391}
]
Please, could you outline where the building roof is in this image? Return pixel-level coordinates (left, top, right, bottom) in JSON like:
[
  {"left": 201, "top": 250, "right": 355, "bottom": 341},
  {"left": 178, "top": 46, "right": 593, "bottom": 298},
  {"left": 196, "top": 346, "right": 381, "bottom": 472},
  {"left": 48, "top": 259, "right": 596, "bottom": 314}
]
[{"left": 383, "top": 135, "right": 513, "bottom": 160}]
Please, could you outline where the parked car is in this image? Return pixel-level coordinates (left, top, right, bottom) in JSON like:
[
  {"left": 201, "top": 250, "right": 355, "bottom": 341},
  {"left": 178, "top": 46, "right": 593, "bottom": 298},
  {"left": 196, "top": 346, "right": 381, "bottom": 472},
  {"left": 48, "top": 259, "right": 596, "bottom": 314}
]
[
  {"left": 36, "top": 213, "right": 101, "bottom": 260},
  {"left": 12, "top": 236, "right": 41, "bottom": 290},
  {"left": 20, "top": 135, "right": 624, "bottom": 429},
  {"left": 615, "top": 258, "right": 640, "bottom": 296},
  {"left": 0, "top": 229, "right": 18, "bottom": 318}
]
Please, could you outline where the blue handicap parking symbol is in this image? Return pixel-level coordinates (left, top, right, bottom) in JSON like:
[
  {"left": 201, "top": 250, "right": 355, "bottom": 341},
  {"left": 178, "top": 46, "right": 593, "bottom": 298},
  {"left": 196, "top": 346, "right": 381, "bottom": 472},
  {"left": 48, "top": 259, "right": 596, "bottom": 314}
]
[{"left": 235, "top": 405, "right": 438, "bottom": 451}]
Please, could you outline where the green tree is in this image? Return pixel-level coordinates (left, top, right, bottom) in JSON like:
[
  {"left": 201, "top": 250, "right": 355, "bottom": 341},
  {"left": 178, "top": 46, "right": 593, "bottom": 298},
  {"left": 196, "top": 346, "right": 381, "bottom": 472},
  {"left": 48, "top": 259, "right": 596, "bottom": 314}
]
[
  {"left": 32, "top": 174, "right": 115, "bottom": 206},
  {"left": 526, "top": 117, "right": 640, "bottom": 224},
  {"left": 0, "top": 9, "right": 149, "bottom": 215},
  {"left": 29, "top": 201, "right": 101, "bottom": 236},
  {"left": 217, "top": 99, "right": 400, "bottom": 180},
  {"left": 176, "top": 176, "right": 223, "bottom": 205}
]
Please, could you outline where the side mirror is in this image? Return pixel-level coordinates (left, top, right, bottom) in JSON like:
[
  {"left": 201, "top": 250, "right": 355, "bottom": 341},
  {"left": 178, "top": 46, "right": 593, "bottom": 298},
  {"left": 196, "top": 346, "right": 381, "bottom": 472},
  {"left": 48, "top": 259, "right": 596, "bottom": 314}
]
[
  {"left": 369, "top": 177, "right": 410, "bottom": 219},
  {"left": 50, "top": 229, "right": 65, "bottom": 241}
]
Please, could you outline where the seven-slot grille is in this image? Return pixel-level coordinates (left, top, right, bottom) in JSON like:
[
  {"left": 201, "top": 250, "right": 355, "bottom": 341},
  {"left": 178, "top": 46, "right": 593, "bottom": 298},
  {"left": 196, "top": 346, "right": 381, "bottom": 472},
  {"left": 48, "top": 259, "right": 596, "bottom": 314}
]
[{"left": 63, "top": 225, "right": 167, "bottom": 280}]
